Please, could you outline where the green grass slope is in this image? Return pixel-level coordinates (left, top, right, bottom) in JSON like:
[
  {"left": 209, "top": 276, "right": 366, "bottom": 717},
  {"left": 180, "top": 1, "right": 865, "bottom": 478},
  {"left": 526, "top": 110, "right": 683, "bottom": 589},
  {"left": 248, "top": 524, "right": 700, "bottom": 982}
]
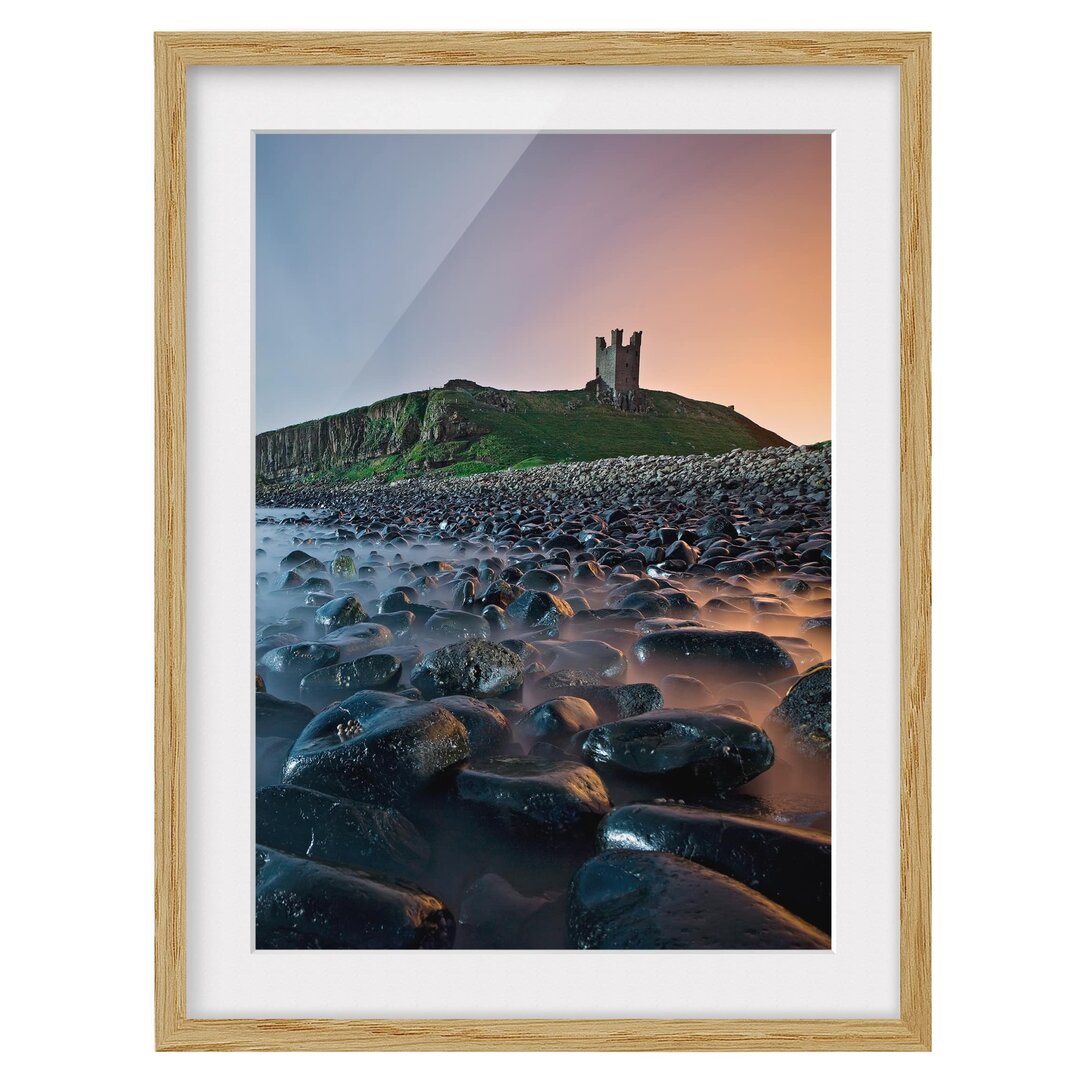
[{"left": 261, "top": 381, "right": 791, "bottom": 485}]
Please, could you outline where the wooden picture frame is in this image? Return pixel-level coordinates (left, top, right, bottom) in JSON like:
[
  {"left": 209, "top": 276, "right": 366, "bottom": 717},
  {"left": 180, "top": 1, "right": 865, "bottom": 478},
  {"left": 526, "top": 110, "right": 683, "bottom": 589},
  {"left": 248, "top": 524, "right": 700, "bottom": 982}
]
[{"left": 155, "top": 30, "right": 930, "bottom": 1051}]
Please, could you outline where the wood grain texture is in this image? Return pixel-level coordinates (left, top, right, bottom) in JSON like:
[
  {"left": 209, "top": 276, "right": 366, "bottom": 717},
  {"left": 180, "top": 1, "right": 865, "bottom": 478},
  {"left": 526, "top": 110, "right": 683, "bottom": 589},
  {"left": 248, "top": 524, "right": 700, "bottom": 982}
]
[
  {"left": 154, "top": 30, "right": 931, "bottom": 1052},
  {"left": 897, "top": 32, "right": 932, "bottom": 1054},
  {"left": 156, "top": 30, "right": 928, "bottom": 66},
  {"left": 154, "top": 30, "right": 187, "bottom": 1055}
]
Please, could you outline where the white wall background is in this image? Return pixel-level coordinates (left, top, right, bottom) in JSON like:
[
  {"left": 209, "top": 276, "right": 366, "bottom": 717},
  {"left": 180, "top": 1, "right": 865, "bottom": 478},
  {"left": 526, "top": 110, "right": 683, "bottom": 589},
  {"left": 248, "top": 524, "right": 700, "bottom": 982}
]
[{"left": 1, "top": 0, "right": 1074, "bottom": 1073}]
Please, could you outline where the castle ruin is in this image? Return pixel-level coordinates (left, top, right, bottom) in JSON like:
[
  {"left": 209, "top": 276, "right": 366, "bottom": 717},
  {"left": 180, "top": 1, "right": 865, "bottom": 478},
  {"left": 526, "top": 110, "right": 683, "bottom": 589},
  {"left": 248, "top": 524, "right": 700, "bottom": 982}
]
[{"left": 592, "top": 328, "right": 648, "bottom": 412}]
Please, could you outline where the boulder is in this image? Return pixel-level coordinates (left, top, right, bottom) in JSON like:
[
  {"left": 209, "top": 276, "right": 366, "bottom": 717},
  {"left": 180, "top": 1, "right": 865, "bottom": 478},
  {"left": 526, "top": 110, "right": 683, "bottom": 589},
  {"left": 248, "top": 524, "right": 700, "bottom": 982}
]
[
  {"left": 298, "top": 653, "right": 403, "bottom": 706},
  {"left": 255, "top": 846, "right": 454, "bottom": 949},
  {"left": 411, "top": 640, "right": 524, "bottom": 699},
  {"left": 455, "top": 757, "right": 612, "bottom": 829},
  {"left": 582, "top": 709, "right": 774, "bottom": 792},
  {"left": 506, "top": 589, "right": 574, "bottom": 631},
  {"left": 282, "top": 701, "right": 469, "bottom": 803},
  {"left": 598, "top": 802, "right": 831, "bottom": 930},
  {"left": 633, "top": 629, "right": 796, "bottom": 682},
  {"left": 519, "top": 568, "right": 564, "bottom": 594},
  {"left": 314, "top": 595, "right": 368, "bottom": 634},
  {"left": 537, "top": 681, "right": 663, "bottom": 723},
  {"left": 568, "top": 850, "right": 828, "bottom": 949},
  {"left": 258, "top": 642, "right": 340, "bottom": 683},
  {"left": 423, "top": 609, "right": 491, "bottom": 643},
  {"left": 289, "top": 690, "right": 409, "bottom": 758},
  {"left": 429, "top": 695, "right": 510, "bottom": 754},
  {"left": 321, "top": 622, "right": 395, "bottom": 659},
  {"left": 770, "top": 663, "right": 831, "bottom": 753},
  {"left": 256, "top": 785, "right": 429, "bottom": 877}
]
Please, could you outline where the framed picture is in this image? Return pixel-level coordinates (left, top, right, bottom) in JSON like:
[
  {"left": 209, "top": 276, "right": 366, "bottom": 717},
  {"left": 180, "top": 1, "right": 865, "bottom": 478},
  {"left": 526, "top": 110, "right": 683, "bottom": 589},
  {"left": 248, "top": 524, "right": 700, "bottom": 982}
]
[{"left": 155, "top": 31, "right": 930, "bottom": 1051}]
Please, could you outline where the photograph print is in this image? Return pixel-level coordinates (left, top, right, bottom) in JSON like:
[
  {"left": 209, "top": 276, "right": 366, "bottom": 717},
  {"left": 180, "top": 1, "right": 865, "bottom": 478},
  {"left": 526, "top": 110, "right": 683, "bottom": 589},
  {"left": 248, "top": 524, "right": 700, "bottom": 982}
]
[{"left": 253, "top": 132, "right": 832, "bottom": 950}]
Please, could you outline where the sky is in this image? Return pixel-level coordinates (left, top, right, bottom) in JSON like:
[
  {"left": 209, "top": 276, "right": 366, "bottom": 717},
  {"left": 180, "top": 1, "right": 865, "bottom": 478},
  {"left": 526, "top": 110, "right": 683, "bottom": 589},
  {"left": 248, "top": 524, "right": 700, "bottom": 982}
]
[{"left": 256, "top": 133, "right": 830, "bottom": 444}]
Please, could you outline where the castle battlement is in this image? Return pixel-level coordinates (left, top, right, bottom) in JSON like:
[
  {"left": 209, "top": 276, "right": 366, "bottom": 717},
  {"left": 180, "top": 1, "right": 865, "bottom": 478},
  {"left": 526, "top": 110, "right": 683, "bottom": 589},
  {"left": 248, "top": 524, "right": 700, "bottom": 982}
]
[{"left": 593, "top": 328, "right": 647, "bottom": 412}]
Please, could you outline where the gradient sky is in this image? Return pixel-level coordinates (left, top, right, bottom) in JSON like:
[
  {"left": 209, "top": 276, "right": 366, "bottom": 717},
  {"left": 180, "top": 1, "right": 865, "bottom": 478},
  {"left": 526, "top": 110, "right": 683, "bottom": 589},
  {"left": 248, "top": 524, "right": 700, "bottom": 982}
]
[{"left": 256, "top": 133, "right": 830, "bottom": 444}]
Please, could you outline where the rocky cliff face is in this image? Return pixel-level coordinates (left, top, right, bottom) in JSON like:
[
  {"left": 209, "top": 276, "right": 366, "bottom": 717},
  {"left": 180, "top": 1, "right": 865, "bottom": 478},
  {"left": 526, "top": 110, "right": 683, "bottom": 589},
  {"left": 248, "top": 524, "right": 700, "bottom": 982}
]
[
  {"left": 256, "top": 391, "right": 489, "bottom": 481},
  {"left": 257, "top": 380, "right": 791, "bottom": 487}
]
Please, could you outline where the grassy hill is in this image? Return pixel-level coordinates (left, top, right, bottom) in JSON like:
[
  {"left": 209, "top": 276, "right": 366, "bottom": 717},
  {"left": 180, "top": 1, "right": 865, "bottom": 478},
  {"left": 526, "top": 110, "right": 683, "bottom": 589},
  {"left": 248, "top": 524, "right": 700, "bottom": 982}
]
[{"left": 255, "top": 380, "right": 790, "bottom": 485}]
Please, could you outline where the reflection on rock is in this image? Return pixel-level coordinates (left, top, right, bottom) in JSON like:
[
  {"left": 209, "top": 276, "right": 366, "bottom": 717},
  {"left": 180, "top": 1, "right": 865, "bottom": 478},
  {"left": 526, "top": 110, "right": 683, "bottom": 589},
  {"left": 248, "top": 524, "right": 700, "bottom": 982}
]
[
  {"left": 569, "top": 850, "right": 828, "bottom": 949},
  {"left": 598, "top": 802, "right": 831, "bottom": 931},
  {"left": 255, "top": 845, "right": 454, "bottom": 949}
]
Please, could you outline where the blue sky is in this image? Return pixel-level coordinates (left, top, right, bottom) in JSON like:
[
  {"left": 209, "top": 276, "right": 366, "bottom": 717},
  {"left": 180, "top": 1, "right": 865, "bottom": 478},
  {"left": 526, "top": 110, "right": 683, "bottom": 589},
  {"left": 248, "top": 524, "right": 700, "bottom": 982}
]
[{"left": 256, "top": 133, "right": 830, "bottom": 443}]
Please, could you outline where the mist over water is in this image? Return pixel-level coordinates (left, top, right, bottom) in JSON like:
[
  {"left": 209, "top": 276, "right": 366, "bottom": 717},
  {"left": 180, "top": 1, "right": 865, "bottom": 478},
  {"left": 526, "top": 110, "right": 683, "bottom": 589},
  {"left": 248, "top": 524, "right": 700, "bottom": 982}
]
[{"left": 253, "top": 462, "right": 832, "bottom": 949}]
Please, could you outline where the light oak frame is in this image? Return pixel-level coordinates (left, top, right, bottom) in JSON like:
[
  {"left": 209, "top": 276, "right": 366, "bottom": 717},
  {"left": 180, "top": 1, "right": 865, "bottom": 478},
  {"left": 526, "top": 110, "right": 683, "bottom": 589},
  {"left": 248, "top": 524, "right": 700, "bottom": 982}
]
[{"left": 155, "top": 31, "right": 931, "bottom": 1051}]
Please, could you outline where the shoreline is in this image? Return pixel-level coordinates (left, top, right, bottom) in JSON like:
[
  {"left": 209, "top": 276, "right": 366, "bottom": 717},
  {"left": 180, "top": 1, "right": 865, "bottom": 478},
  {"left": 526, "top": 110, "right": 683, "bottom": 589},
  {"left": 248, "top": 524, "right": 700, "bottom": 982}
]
[{"left": 256, "top": 442, "right": 831, "bottom": 513}]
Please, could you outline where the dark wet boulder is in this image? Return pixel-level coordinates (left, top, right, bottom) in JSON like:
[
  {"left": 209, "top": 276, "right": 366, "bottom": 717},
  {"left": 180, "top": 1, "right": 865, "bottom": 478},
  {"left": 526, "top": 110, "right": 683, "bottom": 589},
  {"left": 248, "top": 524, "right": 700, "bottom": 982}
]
[
  {"left": 770, "top": 663, "right": 832, "bottom": 753},
  {"left": 455, "top": 757, "right": 612, "bottom": 829},
  {"left": 298, "top": 653, "right": 402, "bottom": 706},
  {"left": 321, "top": 622, "right": 394, "bottom": 659},
  {"left": 256, "top": 693, "right": 315, "bottom": 739},
  {"left": 478, "top": 580, "right": 521, "bottom": 608},
  {"left": 450, "top": 578, "right": 476, "bottom": 607},
  {"left": 544, "top": 531, "right": 583, "bottom": 552},
  {"left": 597, "top": 803, "right": 831, "bottom": 931},
  {"left": 582, "top": 709, "right": 774, "bottom": 792},
  {"left": 259, "top": 641, "right": 340, "bottom": 683},
  {"left": 697, "top": 514, "right": 736, "bottom": 540},
  {"left": 519, "top": 696, "right": 599, "bottom": 742},
  {"left": 255, "top": 846, "right": 454, "bottom": 949},
  {"left": 481, "top": 605, "right": 508, "bottom": 630},
  {"left": 617, "top": 591, "right": 672, "bottom": 618},
  {"left": 506, "top": 589, "right": 574, "bottom": 631},
  {"left": 272, "top": 569, "right": 305, "bottom": 591},
  {"left": 659, "top": 590, "right": 700, "bottom": 614},
  {"left": 519, "top": 568, "right": 564, "bottom": 594},
  {"left": 541, "top": 682, "right": 664, "bottom": 723},
  {"left": 424, "top": 609, "right": 491, "bottom": 643},
  {"left": 568, "top": 850, "right": 828, "bottom": 949},
  {"left": 283, "top": 701, "right": 469, "bottom": 803},
  {"left": 573, "top": 561, "right": 605, "bottom": 583},
  {"left": 633, "top": 629, "right": 796, "bottom": 682},
  {"left": 256, "top": 785, "right": 429, "bottom": 877},
  {"left": 314, "top": 595, "right": 368, "bottom": 634},
  {"left": 664, "top": 540, "right": 699, "bottom": 566},
  {"left": 429, "top": 695, "right": 510, "bottom": 754},
  {"left": 499, "top": 638, "right": 544, "bottom": 668},
  {"left": 280, "top": 549, "right": 316, "bottom": 568},
  {"left": 609, "top": 577, "right": 662, "bottom": 600},
  {"left": 371, "top": 611, "right": 416, "bottom": 638},
  {"left": 289, "top": 690, "right": 410, "bottom": 757},
  {"left": 411, "top": 640, "right": 525, "bottom": 699},
  {"left": 377, "top": 588, "right": 418, "bottom": 614}
]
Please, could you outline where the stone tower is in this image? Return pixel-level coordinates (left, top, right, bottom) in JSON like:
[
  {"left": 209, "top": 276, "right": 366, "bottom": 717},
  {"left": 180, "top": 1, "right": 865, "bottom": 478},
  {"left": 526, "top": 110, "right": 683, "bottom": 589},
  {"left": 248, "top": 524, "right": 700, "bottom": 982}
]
[{"left": 593, "top": 329, "right": 647, "bottom": 412}]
